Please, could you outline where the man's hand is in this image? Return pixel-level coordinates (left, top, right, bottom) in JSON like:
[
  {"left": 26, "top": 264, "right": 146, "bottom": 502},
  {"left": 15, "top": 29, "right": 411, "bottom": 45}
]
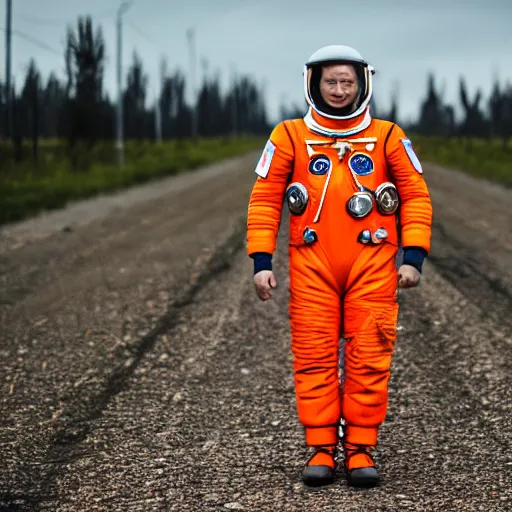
[
  {"left": 254, "top": 270, "right": 277, "bottom": 301},
  {"left": 398, "top": 264, "right": 421, "bottom": 288}
]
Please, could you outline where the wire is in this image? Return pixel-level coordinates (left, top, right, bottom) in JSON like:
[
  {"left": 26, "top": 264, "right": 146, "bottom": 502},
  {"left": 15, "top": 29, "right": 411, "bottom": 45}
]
[
  {"left": 0, "top": 26, "right": 62, "bottom": 56},
  {"left": 125, "top": 21, "right": 162, "bottom": 49},
  {"left": 4, "top": 2, "right": 257, "bottom": 72},
  {"left": 17, "top": 16, "right": 64, "bottom": 28}
]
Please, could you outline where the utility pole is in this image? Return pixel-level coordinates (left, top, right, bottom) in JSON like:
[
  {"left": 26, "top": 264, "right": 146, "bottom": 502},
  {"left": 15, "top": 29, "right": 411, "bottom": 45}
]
[
  {"left": 231, "top": 63, "right": 238, "bottom": 138},
  {"left": 156, "top": 57, "right": 167, "bottom": 142},
  {"left": 116, "top": 0, "right": 132, "bottom": 168},
  {"left": 4, "top": 0, "right": 12, "bottom": 140},
  {"left": 156, "top": 57, "right": 167, "bottom": 140},
  {"left": 186, "top": 27, "right": 197, "bottom": 139},
  {"left": 155, "top": 88, "right": 162, "bottom": 142}
]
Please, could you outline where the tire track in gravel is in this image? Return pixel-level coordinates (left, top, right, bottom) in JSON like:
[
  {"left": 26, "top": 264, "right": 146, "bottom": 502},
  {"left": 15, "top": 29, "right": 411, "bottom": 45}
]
[
  {"left": 423, "top": 163, "right": 512, "bottom": 330},
  {"left": 428, "top": 220, "right": 512, "bottom": 330},
  {"left": 386, "top": 265, "right": 511, "bottom": 512},
  {"left": 19, "top": 220, "right": 248, "bottom": 512},
  {"left": 0, "top": 221, "right": 248, "bottom": 512}
]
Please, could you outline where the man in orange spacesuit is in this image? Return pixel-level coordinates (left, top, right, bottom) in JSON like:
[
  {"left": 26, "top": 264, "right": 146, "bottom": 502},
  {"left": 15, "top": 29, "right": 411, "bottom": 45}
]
[{"left": 246, "top": 45, "right": 433, "bottom": 488}]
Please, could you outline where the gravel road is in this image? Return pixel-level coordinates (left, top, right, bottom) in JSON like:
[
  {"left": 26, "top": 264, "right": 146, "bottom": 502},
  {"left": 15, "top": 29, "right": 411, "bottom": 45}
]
[{"left": 1, "top": 153, "right": 510, "bottom": 511}]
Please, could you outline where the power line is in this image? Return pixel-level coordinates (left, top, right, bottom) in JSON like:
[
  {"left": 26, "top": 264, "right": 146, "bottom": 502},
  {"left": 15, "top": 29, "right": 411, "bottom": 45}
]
[
  {"left": 12, "top": 29, "right": 61, "bottom": 56},
  {"left": 0, "top": 26, "right": 61, "bottom": 56},
  {"left": 17, "top": 16, "right": 64, "bottom": 28},
  {"left": 10, "top": 2, "right": 255, "bottom": 60},
  {"left": 125, "top": 21, "right": 162, "bottom": 50}
]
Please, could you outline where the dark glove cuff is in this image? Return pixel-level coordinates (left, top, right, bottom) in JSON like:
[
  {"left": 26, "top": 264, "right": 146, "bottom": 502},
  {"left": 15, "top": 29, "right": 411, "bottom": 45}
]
[
  {"left": 249, "top": 252, "right": 272, "bottom": 275},
  {"left": 402, "top": 246, "right": 428, "bottom": 273}
]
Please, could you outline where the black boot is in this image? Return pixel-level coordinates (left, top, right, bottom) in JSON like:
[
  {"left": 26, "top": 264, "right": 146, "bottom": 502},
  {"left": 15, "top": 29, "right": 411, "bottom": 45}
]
[
  {"left": 301, "top": 447, "right": 336, "bottom": 487},
  {"left": 345, "top": 444, "right": 380, "bottom": 488}
]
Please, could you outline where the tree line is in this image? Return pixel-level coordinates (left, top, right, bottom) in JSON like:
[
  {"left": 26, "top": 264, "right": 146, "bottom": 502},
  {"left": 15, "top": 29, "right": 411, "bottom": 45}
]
[
  {"left": 281, "top": 72, "right": 512, "bottom": 147},
  {"left": 409, "top": 73, "right": 512, "bottom": 147},
  {"left": 1, "top": 15, "right": 511, "bottom": 157},
  {"left": 0, "top": 16, "right": 269, "bottom": 161}
]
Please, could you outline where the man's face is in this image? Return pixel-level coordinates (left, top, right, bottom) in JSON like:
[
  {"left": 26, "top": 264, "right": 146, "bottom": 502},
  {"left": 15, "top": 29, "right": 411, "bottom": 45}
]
[{"left": 319, "top": 64, "right": 359, "bottom": 110}]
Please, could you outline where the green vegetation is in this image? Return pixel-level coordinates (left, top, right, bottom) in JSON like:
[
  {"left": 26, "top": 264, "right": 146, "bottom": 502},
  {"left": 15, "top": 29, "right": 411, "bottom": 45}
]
[
  {"left": 2, "top": 134, "right": 511, "bottom": 227},
  {"left": 0, "top": 137, "right": 264, "bottom": 225},
  {"left": 410, "top": 135, "right": 512, "bottom": 187}
]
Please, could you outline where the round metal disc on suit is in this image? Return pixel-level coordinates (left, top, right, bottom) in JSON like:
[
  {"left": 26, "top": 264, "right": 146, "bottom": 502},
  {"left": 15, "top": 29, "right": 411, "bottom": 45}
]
[
  {"left": 373, "top": 227, "right": 388, "bottom": 241},
  {"left": 308, "top": 154, "right": 332, "bottom": 175},
  {"left": 286, "top": 182, "right": 309, "bottom": 215},
  {"left": 348, "top": 153, "right": 374, "bottom": 176},
  {"left": 375, "top": 182, "right": 399, "bottom": 214},
  {"left": 346, "top": 191, "right": 373, "bottom": 218},
  {"left": 358, "top": 229, "right": 372, "bottom": 244}
]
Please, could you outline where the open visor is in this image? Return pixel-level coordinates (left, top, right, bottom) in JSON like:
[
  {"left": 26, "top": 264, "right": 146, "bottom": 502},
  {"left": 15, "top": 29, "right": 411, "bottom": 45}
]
[{"left": 303, "top": 61, "right": 375, "bottom": 120}]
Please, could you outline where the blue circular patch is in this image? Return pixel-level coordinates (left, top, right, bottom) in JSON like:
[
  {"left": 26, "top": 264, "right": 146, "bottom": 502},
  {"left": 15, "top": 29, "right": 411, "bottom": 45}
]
[
  {"left": 349, "top": 153, "right": 374, "bottom": 176},
  {"left": 308, "top": 155, "right": 331, "bottom": 175}
]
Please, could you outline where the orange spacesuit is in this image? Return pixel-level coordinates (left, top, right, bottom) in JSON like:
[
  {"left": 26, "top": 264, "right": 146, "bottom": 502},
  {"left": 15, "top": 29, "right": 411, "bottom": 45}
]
[{"left": 247, "top": 45, "right": 432, "bottom": 488}]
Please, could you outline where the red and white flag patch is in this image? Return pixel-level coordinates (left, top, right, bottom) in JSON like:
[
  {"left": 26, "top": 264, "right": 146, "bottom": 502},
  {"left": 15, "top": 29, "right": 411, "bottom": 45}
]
[{"left": 254, "top": 140, "right": 276, "bottom": 178}]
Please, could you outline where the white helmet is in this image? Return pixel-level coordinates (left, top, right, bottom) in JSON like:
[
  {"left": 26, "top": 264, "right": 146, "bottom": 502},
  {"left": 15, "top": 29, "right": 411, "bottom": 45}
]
[{"left": 303, "top": 45, "right": 375, "bottom": 120}]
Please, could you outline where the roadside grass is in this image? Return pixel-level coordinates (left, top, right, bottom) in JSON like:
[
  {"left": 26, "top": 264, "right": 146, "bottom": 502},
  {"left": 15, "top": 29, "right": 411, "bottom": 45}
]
[
  {"left": 410, "top": 135, "right": 512, "bottom": 187},
  {"left": 0, "top": 137, "right": 265, "bottom": 225},
  {"left": 1, "top": 134, "right": 510, "bottom": 226}
]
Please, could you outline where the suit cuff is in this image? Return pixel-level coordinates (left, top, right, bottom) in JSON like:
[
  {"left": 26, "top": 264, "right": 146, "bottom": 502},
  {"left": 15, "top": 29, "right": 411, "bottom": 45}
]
[
  {"left": 402, "top": 246, "right": 428, "bottom": 273},
  {"left": 249, "top": 252, "right": 272, "bottom": 274}
]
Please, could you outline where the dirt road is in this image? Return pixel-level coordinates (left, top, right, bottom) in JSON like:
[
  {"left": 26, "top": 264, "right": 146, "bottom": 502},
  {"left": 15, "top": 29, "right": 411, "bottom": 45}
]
[{"left": 1, "top": 152, "right": 511, "bottom": 511}]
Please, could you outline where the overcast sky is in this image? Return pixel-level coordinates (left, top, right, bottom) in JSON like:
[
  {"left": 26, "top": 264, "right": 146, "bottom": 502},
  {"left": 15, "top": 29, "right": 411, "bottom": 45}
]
[{"left": 1, "top": 0, "right": 511, "bottom": 125}]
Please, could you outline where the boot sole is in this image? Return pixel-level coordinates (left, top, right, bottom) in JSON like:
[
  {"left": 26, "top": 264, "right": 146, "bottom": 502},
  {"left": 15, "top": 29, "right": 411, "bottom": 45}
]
[
  {"left": 347, "top": 471, "right": 380, "bottom": 488},
  {"left": 302, "top": 466, "right": 335, "bottom": 488}
]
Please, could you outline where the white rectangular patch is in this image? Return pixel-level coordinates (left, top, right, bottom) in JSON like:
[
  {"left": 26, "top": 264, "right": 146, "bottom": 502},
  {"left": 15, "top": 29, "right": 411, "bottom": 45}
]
[
  {"left": 401, "top": 138, "right": 423, "bottom": 174},
  {"left": 254, "top": 140, "right": 276, "bottom": 178}
]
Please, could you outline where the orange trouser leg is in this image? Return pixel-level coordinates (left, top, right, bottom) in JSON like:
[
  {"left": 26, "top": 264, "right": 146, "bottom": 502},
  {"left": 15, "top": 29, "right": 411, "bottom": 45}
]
[
  {"left": 342, "top": 243, "right": 399, "bottom": 450},
  {"left": 289, "top": 244, "right": 342, "bottom": 447}
]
